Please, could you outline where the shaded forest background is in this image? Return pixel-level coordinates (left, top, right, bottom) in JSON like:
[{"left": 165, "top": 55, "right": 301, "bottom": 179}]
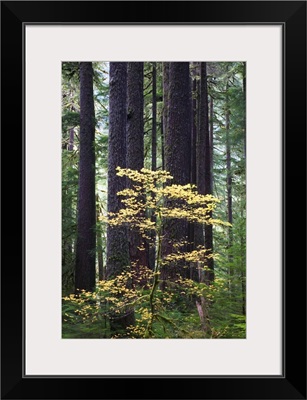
[{"left": 62, "top": 61, "right": 246, "bottom": 339}]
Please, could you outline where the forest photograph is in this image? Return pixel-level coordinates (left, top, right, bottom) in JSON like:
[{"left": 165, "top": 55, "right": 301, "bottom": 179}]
[{"left": 62, "top": 61, "right": 246, "bottom": 339}]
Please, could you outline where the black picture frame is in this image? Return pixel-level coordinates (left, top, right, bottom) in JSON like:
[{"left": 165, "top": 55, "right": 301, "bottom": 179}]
[{"left": 1, "top": 1, "right": 306, "bottom": 399}]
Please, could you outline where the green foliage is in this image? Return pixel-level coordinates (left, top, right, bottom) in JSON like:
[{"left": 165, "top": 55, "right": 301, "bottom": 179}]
[
  {"left": 62, "top": 292, "right": 109, "bottom": 338},
  {"left": 62, "top": 271, "right": 245, "bottom": 339},
  {"left": 62, "top": 61, "right": 246, "bottom": 339},
  {"left": 62, "top": 268, "right": 214, "bottom": 339},
  {"left": 206, "top": 62, "right": 246, "bottom": 324},
  {"left": 63, "top": 168, "right": 236, "bottom": 339},
  {"left": 62, "top": 111, "right": 80, "bottom": 132},
  {"left": 62, "top": 62, "right": 110, "bottom": 295}
]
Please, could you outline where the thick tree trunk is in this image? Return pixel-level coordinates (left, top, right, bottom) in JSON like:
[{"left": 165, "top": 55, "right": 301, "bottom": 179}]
[
  {"left": 166, "top": 62, "right": 191, "bottom": 184},
  {"left": 127, "top": 62, "right": 144, "bottom": 172},
  {"left": 106, "top": 62, "right": 130, "bottom": 278},
  {"left": 126, "top": 62, "right": 149, "bottom": 275},
  {"left": 75, "top": 62, "right": 96, "bottom": 293},
  {"left": 161, "top": 62, "right": 191, "bottom": 285},
  {"left": 107, "top": 62, "right": 134, "bottom": 331}
]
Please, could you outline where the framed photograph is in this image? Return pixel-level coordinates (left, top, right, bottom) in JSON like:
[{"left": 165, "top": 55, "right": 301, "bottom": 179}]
[{"left": 1, "top": 1, "right": 306, "bottom": 399}]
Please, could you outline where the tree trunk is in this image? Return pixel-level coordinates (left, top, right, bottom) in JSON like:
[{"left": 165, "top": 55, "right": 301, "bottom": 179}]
[
  {"left": 126, "top": 62, "right": 149, "bottom": 275},
  {"left": 209, "top": 96, "right": 214, "bottom": 191},
  {"left": 162, "top": 62, "right": 170, "bottom": 159},
  {"left": 161, "top": 113, "right": 165, "bottom": 171},
  {"left": 149, "top": 62, "right": 157, "bottom": 270},
  {"left": 96, "top": 194, "right": 104, "bottom": 281},
  {"left": 107, "top": 62, "right": 130, "bottom": 278},
  {"left": 194, "top": 64, "right": 205, "bottom": 251},
  {"left": 161, "top": 62, "right": 191, "bottom": 285},
  {"left": 203, "top": 64, "right": 214, "bottom": 284},
  {"left": 166, "top": 62, "right": 191, "bottom": 184},
  {"left": 151, "top": 62, "right": 157, "bottom": 172},
  {"left": 190, "top": 62, "right": 198, "bottom": 186},
  {"left": 75, "top": 62, "right": 96, "bottom": 293},
  {"left": 189, "top": 62, "right": 199, "bottom": 281},
  {"left": 107, "top": 62, "right": 135, "bottom": 331},
  {"left": 97, "top": 235, "right": 104, "bottom": 281},
  {"left": 63, "top": 127, "right": 75, "bottom": 290},
  {"left": 68, "top": 128, "right": 74, "bottom": 151},
  {"left": 194, "top": 62, "right": 214, "bottom": 284}
]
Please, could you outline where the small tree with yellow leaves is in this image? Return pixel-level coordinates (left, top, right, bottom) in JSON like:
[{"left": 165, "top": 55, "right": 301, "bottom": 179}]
[
  {"left": 101, "top": 167, "right": 229, "bottom": 337},
  {"left": 62, "top": 167, "right": 230, "bottom": 338}
]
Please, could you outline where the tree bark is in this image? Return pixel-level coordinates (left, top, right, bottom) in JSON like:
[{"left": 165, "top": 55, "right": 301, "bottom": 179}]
[
  {"left": 63, "top": 127, "right": 75, "bottom": 289},
  {"left": 75, "top": 62, "right": 96, "bottom": 293},
  {"left": 151, "top": 62, "right": 157, "bottom": 172},
  {"left": 189, "top": 62, "right": 199, "bottom": 281},
  {"left": 68, "top": 128, "right": 74, "bottom": 151},
  {"left": 161, "top": 113, "right": 165, "bottom": 171},
  {"left": 107, "top": 62, "right": 135, "bottom": 331},
  {"left": 126, "top": 62, "right": 149, "bottom": 274},
  {"left": 161, "top": 62, "right": 191, "bottom": 284},
  {"left": 162, "top": 62, "right": 170, "bottom": 161},
  {"left": 106, "top": 62, "right": 130, "bottom": 279},
  {"left": 194, "top": 62, "right": 214, "bottom": 284},
  {"left": 209, "top": 96, "right": 214, "bottom": 191},
  {"left": 190, "top": 62, "right": 198, "bottom": 186},
  {"left": 96, "top": 194, "right": 104, "bottom": 281},
  {"left": 149, "top": 62, "right": 157, "bottom": 270}
]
